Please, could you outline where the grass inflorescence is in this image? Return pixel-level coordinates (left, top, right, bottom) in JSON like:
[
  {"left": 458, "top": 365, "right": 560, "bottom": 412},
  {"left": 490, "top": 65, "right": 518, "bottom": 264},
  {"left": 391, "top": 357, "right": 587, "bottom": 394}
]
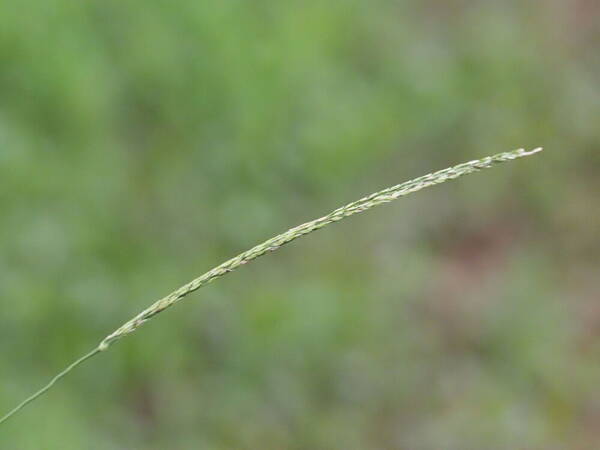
[{"left": 0, "top": 147, "right": 542, "bottom": 425}]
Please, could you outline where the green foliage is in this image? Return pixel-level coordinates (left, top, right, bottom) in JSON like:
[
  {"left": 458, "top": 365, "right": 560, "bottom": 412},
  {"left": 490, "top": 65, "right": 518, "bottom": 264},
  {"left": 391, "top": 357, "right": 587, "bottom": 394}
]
[{"left": 0, "top": 0, "right": 598, "bottom": 448}]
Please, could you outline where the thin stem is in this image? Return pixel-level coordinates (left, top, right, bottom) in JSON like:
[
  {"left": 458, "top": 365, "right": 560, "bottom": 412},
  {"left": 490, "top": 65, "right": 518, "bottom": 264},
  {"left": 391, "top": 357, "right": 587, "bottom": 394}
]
[
  {"left": 0, "top": 147, "right": 542, "bottom": 426},
  {"left": 0, "top": 347, "right": 102, "bottom": 425}
]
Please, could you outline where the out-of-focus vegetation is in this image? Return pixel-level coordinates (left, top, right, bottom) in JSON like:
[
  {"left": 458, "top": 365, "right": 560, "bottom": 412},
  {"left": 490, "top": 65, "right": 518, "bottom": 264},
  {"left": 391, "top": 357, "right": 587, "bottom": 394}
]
[{"left": 0, "top": 1, "right": 598, "bottom": 448}]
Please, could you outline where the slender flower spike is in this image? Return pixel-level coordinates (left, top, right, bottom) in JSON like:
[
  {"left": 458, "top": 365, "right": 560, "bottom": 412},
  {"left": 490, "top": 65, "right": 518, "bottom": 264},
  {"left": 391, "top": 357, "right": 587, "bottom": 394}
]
[{"left": 0, "top": 147, "right": 543, "bottom": 425}]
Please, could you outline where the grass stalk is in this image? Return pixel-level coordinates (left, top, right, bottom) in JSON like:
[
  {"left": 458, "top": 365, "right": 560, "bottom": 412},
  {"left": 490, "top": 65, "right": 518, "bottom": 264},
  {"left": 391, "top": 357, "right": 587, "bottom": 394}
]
[{"left": 0, "top": 147, "right": 542, "bottom": 425}]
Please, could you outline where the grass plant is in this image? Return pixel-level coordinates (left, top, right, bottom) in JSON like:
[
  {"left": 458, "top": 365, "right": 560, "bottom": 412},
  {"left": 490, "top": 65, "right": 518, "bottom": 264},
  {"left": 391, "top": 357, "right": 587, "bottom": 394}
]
[{"left": 0, "top": 148, "right": 542, "bottom": 425}]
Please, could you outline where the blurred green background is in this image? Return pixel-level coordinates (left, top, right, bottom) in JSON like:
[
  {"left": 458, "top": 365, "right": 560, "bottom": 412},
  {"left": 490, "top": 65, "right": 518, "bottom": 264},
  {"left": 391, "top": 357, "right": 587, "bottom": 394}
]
[{"left": 1, "top": 0, "right": 599, "bottom": 448}]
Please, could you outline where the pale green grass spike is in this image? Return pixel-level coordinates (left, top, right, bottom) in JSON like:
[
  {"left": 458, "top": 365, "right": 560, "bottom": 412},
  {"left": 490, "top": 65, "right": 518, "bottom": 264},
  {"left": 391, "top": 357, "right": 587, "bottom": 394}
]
[{"left": 0, "top": 147, "right": 542, "bottom": 425}]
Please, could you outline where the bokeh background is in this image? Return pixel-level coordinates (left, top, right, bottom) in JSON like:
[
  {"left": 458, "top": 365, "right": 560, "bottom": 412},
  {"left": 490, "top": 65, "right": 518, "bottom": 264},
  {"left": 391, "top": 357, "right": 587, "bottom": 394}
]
[{"left": 1, "top": 1, "right": 599, "bottom": 448}]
